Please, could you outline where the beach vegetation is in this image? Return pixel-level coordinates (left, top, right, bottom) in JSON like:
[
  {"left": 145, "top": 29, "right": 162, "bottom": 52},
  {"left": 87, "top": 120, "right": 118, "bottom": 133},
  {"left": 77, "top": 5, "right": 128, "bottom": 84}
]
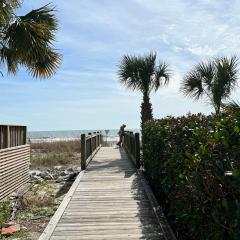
[
  {"left": 142, "top": 110, "right": 240, "bottom": 239},
  {"left": 30, "top": 140, "right": 80, "bottom": 168},
  {"left": 0, "top": 201, "right": 11, "bottom": 226}
]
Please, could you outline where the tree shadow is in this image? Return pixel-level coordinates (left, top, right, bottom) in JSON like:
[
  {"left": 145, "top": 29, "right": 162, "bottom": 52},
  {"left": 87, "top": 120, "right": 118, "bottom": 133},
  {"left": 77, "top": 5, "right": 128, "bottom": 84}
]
[{"left": 55, "top": 173, "right": 78, "bottom": 198}]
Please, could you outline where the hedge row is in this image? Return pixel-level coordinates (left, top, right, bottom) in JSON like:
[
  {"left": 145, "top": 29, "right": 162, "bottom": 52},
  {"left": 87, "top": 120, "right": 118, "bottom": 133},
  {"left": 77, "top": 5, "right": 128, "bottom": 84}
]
[{"left": 142, "top": 111, "right": 240, "bottom": 240}]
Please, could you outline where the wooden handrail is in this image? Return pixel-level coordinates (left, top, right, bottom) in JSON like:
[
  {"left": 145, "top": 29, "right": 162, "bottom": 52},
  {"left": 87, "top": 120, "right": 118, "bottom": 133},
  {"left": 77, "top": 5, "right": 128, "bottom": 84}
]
[
  {"left": 81, "top": 131, "right": 102, "bottom": 170},
  {"left": 123, "top": 132, "right": 140, "bottom": 169}
]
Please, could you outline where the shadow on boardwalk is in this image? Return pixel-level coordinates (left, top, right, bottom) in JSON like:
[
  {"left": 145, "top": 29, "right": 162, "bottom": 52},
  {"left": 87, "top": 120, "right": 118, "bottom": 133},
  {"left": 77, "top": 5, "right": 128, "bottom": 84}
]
[{"left": 40, "top": 147, "right": 170, "bottom": 240}]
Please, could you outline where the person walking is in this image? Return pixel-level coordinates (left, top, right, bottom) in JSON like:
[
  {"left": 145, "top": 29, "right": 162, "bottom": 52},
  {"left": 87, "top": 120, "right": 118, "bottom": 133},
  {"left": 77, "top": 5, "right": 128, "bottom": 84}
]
[{"left": 116, "top": 124, "right": 126, "bottom": 147}]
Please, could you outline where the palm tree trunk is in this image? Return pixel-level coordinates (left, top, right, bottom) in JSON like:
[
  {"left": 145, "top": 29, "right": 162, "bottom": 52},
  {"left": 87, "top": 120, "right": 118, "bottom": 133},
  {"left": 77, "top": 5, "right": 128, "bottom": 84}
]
[
  {"left": 214, "top": 101, "right": 221, "bottom": 115},
  {"left": 216, "top": 105, "right": 220, "bottom": 114},
  {"left": 140, "top": 92, "right": 153, "bottom": 129}
]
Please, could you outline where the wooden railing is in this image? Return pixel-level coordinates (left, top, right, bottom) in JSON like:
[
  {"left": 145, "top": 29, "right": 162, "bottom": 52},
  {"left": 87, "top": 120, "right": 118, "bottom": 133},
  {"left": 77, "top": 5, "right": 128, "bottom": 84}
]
[
  {"left": 81, "top": 132, "right": 102, "bottom": 170},
  {"left": 123, "top": 131, "right": 140, "bottom": 169},
  {"left": 0, "top": 125, "right": 27, "bottom": 149}
]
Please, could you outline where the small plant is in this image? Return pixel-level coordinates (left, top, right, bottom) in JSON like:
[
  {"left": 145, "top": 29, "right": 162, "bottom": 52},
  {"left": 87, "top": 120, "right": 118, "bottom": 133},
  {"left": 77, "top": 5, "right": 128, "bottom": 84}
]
[
  {"left": 0, "top": 201, "right": 11, "bottom": 226},
  {"left": 32, "top": 207, "right": 55, "bottom": 217},
  {"left": 21, "top": 182, "right": 55, "bottom": 208}
]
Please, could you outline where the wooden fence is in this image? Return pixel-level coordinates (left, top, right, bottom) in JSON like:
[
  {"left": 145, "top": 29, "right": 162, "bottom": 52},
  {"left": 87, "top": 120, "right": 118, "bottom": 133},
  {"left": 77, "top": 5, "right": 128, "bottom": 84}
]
[
  {"left": 0, "top": 125, "right": 29, "bottom": 201},
  {"left": 0, "top": 125, "right": 27, "bottom": 149},
  {"left": 81, "top": 132, "right": 102, "bottom": 170},
  {"left": 123, "top": 131, "right": 140, "bottom": 169}
]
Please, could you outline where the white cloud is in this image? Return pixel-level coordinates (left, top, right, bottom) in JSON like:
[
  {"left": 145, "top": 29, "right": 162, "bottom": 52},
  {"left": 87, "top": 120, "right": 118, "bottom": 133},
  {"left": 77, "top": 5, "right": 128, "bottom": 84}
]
[{"left": 6, "top": 0, "right": 240, "bottom": 130}]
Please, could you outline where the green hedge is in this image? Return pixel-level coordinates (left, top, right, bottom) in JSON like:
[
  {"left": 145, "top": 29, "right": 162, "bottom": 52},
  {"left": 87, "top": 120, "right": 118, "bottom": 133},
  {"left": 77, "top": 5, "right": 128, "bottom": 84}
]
[{"left": 142, "top": 112, "right": 240, "bottom": 240}]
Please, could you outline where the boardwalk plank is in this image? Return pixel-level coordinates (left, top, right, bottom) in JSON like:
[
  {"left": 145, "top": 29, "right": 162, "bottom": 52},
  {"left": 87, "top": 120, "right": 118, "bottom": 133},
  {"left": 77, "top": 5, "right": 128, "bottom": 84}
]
[{"left": 40, "top": 147, "right": 170, "bottom": 240}]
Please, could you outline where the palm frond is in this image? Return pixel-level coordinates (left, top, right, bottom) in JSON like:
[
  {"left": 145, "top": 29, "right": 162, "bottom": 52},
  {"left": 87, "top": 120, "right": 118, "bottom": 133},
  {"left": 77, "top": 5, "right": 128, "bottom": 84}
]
[
  {"left": 118, "top": 55, "right": 140, "bottom": 91},
  {"left": 0, "top": 47, "right": 19, "bottom": 74},
  {"left": 181, "top": 70, "right": 204, "bottom": 100},
  {"left": 153, "top": 62, "right": 170, "bottom": 91},
  {"left": 181, "top": 56, "right": 239, "bottom": 114},
  {"left": 0, "top": 0, "right": 21, "bottom": 27},
  {"left": 212, "top": 56, "right": 238, "bottom": 110},
  {"left": 20, "top": 4, "right": 58, "bottom": 32},
  {"left": 26, "top": 48, "right": 61, "bottom": 78},
  {"left": 118, "top": 52, "right": 170, "bottom": 94},
  {"left": 137, "top": 52, "right": 156, "bottom": 92},
  {"left": 196, "top": 61, "right": 214, "bottom": 90},
  {"left": 6, "top": 5, "right": 58, "bottom": 51},
  {"left": 2, "top": 4, "right": 61, "bottom": 78}
]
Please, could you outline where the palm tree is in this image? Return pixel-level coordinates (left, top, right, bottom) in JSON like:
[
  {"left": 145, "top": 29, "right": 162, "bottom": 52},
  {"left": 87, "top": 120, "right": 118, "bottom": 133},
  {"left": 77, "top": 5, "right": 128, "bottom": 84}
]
[
  {"left": 181, "top": 56, "right": 239, "bottom": 114},
  {"left": 118, "top": 52, "right": 170, "bottom": 129},
  {"left": 0, "top": 1, "right": 61, "bottom": 78}
]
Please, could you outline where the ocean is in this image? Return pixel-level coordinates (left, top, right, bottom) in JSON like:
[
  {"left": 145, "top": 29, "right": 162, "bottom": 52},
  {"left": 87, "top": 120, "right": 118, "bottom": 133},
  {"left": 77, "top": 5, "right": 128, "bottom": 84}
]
[{"left": 27, "top": 129, "right": 140, "bottom": 142}]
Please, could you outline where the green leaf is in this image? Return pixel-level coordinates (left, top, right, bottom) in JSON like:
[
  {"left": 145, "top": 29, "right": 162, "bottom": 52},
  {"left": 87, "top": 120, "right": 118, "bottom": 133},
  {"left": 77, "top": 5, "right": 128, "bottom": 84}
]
[
  {"left": 232, "top": 170, "right": 240, "bottom": 177},
  {"left": 222, "top": 198, "right": 228, "bottom": 210},
  {"left": 234, "top": 126, "right": 240, "bottom": 133}
]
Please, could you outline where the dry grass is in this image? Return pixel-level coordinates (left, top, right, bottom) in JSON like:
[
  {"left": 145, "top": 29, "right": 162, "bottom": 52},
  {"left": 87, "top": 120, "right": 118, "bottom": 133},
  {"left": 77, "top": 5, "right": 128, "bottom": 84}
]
[
  {"left": 31, "top": 140, "right": 80, "bottom": 153},
  {"left": 30, "top": 140, "right": 80, "bottom": 168},
  {"left": 30, "top": 140, "right": 116, "bottom": 168},
  {"left": 31, "top": 152, "right": 76, "bottom": 168}
]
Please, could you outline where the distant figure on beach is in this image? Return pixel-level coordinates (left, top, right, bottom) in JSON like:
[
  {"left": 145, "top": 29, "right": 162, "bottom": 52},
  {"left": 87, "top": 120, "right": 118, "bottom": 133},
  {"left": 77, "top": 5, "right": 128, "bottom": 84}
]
[{"left": 116, "top": 124, "right": 126, "bottom": 147}]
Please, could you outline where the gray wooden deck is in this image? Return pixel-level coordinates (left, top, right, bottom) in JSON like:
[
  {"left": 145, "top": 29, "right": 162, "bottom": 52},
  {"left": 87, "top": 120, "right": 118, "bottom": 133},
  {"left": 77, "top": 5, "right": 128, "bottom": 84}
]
[{"left": 39, "top": 147, "right": 171, "bottom": 240}]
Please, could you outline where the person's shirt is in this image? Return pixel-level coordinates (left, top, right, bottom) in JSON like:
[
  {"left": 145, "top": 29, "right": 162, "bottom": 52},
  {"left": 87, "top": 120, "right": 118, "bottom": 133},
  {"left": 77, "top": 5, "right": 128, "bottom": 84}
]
[{"left": 118, "top": 126, "right": 125, "bottom": 135}]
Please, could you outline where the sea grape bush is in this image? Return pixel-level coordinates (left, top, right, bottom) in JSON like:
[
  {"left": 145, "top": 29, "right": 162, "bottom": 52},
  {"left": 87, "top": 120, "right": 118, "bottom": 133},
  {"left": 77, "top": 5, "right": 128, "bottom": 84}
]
[{"left": 142, "top": 112, "right": 240, "bottom": 240}]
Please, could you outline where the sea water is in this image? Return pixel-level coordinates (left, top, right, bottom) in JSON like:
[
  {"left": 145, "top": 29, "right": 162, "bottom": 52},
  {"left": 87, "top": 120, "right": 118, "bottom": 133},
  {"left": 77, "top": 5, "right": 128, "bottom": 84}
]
[{"left": 28, "top": 129, "right": 140, "bottom": 143}]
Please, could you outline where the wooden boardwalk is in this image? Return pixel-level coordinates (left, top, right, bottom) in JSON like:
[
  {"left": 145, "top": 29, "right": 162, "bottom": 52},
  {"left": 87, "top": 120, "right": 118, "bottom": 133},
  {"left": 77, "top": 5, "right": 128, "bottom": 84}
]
[{"left": 40, "top": 147, "right": 173, "bottom": 240}]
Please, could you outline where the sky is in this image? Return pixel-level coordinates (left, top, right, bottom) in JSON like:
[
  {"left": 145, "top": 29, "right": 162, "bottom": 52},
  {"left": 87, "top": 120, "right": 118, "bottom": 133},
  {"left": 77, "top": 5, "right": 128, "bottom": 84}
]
[{"left": 1, "top": 0, "right": 240, "bottom": 131}]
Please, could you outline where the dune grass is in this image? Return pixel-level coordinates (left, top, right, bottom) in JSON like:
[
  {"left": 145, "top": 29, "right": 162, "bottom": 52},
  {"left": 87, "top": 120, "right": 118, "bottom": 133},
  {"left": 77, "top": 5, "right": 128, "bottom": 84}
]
[
  {"left": 31, "top": 140, "right": 80, "bottom": 153},
  {"left": 30, "top": 140, "right": 81, "bottom": 168}
]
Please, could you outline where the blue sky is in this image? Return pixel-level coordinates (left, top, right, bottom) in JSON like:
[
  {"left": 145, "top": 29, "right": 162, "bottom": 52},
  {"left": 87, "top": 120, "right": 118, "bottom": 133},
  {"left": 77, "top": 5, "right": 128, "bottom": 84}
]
[{"left": 1, "top": 0, "right": 240, "bottom": 131}]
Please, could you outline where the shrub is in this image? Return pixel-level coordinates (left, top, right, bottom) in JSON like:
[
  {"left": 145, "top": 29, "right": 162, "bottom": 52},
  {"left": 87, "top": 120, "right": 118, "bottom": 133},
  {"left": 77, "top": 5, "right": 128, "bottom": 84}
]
[{"left": 142, "top": 111, "right": 240, "bottom": 240}]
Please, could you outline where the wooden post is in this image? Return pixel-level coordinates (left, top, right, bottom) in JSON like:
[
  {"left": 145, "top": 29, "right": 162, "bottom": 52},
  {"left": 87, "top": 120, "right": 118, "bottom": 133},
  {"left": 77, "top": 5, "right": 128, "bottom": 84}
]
[
  {"left": 100, "top": 132, "right": 103, "bottom": 145},
  {"left": 130, "top": 132, "right": 133, "bottom": 154},
  {"left": 93, "top": 132, "right": 97, "bottom": 150},
  {"left": 6, "top": 125, "right": 10, "bottom": 148},
  {"left": 23, "top": 126, "right": 27, "bottom": 145},
  {"left": 97, "top": 132, "right": 100, "bottom": 147},
  {"left": 135, "top": 133, "right": 140, "bottom": 169},
  {"left": 96, "top": 132, "right": 98, "bottom": 147},
  {"left": 88, "top": 132, "right": 92, "bottom": 148},
  {"left": 81, "top": 134, "right": 86, "bottom": 170}
]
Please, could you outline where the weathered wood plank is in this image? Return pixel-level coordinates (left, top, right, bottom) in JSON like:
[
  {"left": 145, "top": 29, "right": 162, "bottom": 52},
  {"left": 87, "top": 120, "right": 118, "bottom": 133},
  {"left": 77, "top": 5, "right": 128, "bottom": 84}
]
[
  {"left": 0, "top": 144, "right": 30, "bottom": 201},
  {"left": 40, "top": 147, "right": 173, "bottom": 240}
]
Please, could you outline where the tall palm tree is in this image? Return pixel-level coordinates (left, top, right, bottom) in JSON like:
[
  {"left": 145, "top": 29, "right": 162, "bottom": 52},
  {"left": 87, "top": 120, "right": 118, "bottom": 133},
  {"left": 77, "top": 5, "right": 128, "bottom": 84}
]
[
  {"left": 0, "top": 1, "right": 61, "bottom": 78},
  {"left": 118, "top": 52, "right": 170, "bottom": 129},
  {"left": 181, "top": 56, "right": 239, "bottom": 114}
]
